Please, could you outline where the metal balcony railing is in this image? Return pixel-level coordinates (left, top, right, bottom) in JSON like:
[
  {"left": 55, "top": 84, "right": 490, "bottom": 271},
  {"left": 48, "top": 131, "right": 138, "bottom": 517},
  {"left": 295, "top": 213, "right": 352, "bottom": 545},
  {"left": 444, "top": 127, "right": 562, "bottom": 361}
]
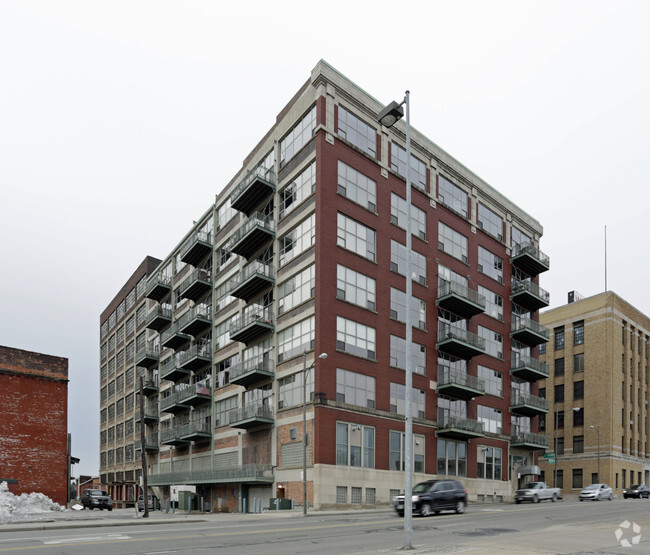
[
  {"left": 511, "top": 390, "right": 549, "bottom": 411},
  {"left": 229, "top": 356, "right": 274, "bottom": 382},
  {"left": 438, "top": 367, "right": 486, "bottom": 392}
]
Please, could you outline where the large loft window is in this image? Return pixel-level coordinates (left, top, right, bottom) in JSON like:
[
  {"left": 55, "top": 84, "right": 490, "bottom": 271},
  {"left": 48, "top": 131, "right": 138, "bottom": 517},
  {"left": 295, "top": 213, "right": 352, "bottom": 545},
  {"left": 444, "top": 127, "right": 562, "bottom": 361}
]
[
  {"left": 477, "top": 246, "right": 503, "bottom": 284},
  {"left": 390, "top": 141, "right": 426, "bottom": 191},
  {"left": 389, "top": 382, "right": 425, "bottom": 419},
  {"left": 390, "top": 192, "right": 426, "bottom": 240},
  {"left": 438, "top": 174, "right": 468, "bottom": 218},
  {"left": 390, "top": 287, "right": 426, "bottom": 330},
  {"left": 511, "top": 225, "right": 532, "bottom": 249},
  {"left": 389, "top": 335, "right": 426, "bottom": 374},
  {"left": 280, "top": 105, "right": 317, "bottom": 167},
  {"left": 336, "top": 421, "right": 375, "bottom": 468},
  {"left": 337, "top": 213, "right": 376, "bottom": 261},
  {"left": 336, "top": 316, "right": 376, "bottom": 360},
  {"left": 336, "top": 368, "right": 375, "bottom": 408},
  {"left": 278, "top": 316, "right": 315, "bottom": 362},
  {"left": 477, "top": 203, "right": 504, "bottom": 241},
  {"left": 336, "top": 264, "right": 376, "bottom": 311},
  {"left": 278, "top": 264, "right": 315, "bottom": 315},
  {"left": 439, "top": 222, "right": 468, "bottom": 263},
  {"left": 390, "top": 239, "right": 426, "bottom": 285},
  {"left": 279, "top": 161, "right": 316, "bottom": 219},
  {"left": 337, "top": 105, "right": 377, "bottom": 158},
  {"left": 479, "top": 285, "right": 503, "bottom": 322},
  {"left": 279, "top": 214, "right": 316, "bottom": 266},
  {"left": 337, "top": 160, "right": 376, "bottom": 212}
]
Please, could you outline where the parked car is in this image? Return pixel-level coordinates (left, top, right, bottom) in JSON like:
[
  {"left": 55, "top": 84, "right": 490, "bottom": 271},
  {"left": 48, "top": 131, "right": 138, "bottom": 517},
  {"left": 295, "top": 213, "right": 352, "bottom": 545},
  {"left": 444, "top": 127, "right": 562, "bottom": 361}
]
[
  {"left": 137, "top": 494, "right": 159, "bottom": 511},
  {"left": 393, "top": 480, "right": 467, "bottom": 517},
  {"left": 80, "top": 489, "right": 113, "bottom": 511},
  {"left": 579, "top": 483, "right": 613, "bottom": 501},
  {"left": 514, "top": 482, "right": 561, "bottom": 504},
  {"left": 623, "top": 484, "right": 650, "bottom": 499}
]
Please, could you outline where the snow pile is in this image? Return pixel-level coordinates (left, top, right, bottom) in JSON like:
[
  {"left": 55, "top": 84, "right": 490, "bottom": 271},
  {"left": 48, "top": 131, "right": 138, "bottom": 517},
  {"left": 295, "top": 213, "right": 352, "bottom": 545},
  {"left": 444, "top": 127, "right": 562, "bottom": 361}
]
[{"left": 0, "top": 481, "right": 65, "bottom": 523}]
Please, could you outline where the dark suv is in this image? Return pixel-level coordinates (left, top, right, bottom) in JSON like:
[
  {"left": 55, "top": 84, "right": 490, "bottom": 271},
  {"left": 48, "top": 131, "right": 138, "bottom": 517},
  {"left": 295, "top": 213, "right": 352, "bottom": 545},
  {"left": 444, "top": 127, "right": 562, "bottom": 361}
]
[
  {"left": 624, "top": 484, "right": 650, "bottom": 499},
  {"left": 80, "top": 489, "right": 113, "bottom": 511},
  {"left": 394, "top": 480, "right": 468, "bottom": 517}
]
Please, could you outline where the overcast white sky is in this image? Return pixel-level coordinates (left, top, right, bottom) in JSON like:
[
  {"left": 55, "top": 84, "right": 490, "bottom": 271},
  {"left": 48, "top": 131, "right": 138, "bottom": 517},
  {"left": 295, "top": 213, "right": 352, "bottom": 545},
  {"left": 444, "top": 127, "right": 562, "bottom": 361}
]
[{"left": 2, "top": 0, "right": 649, "bottom": 478}]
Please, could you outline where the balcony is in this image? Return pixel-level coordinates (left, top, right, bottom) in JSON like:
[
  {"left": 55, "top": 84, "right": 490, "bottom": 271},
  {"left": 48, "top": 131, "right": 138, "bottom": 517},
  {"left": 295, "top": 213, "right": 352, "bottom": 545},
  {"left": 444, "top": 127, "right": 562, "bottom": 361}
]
[
  {"left": 160, "top": 390, "right": 190, "bottom": 414},
  {"left": 135, "top": 346, "right": 159, "bottom": 369},
  {"left": 159, "top": 357, "right": 191, "bottom": 383},
  {"left": 510, "top": 431, "right": 550, "bottom": 450},
  {"left": 134, "top": 436, "right": 159, "bottom": 453},
  {"left": 145, "top": 273, "right": 172, "bottom": 302},
  {"left": 436, "top": 416, "right": 485, "bottom": 440},
  {"left": 178, "top": 419, "right": 211, "bottom": 443},
  {"left": 178, "top": 340, "right": 211, "bottom": 371},
  {"left": 146, "top": 305, "right": 172, "bottom": 332},
  {"left": 161, "top": 322, "right": 191, "bottom": 351},
  {"left": 137, "top": 368, "right": 159, "bottom": 395},
  {"left": 178, "top": 304, "right": 211, "bottom": 337},
  {"left": 436, "top": 281, "right": 486, "bottom": 319},
  {"left": 227, "top": 212, "right": 275, "bottom": 261},
  {"left": 228, "top": 403, "right": 273, "bottom": 430},
  {"left": 229, "top": 261, "right": 275, "bottom": 303},
  {"left": 175, "top": 382, "right": 211, "bottom": 407},
  {"left": 511, "top": 317, "right": 550, "bottom": 347},
  {"left": 230, "top": 166, "right": 276, "bottom": 216},
  {"left": 436, "top": 324, "right": 486, "bottom": 359},
  {"left": 147, "top": 464, "right": 274, "bottom": 486},
  {"left": 511, "top": 280, "right": 550, "bottom": 312},
  {"left": 229, "top": 356, "right": 274, "bottom": 388},
  {"left": 160, "top": 427, "right": 190, "bottom": 447},
  {"left": 511, "top": 353, "right": 550, "bottom": 381},
  {"left": 510, "top": 390, "right": 549, "bottom": 417},
  {"left": 179, "top": 268, "right": 212, "bottom": 302},
  {"left": 436, "top": 367, "right": 486, "bottom": 400},
  {"left": 511, "top": 244, "right": 550, "bottom": 276},
  {"left": 180, "top": 230, "right": 212, "bottom": 267},
  {"left": 230, "top": 305, "right": 274, "bottom": 345},
  {"left": 134, "top": 402, "right": 159, "bottom": 424}
]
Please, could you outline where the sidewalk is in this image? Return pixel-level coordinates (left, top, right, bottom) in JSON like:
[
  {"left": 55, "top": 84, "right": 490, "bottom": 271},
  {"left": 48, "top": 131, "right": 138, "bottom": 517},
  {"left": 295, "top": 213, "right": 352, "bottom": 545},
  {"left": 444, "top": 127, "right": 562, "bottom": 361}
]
[{"left": 0, "top": 506, "right": 394, "bottom": 533}]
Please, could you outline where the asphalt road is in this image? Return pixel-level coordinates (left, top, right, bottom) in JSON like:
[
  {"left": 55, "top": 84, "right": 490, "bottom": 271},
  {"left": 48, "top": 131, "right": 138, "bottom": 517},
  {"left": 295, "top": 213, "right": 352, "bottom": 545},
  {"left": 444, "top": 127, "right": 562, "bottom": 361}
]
[{"left": 1, "top": 498, "right": 650, "bottom": 554}]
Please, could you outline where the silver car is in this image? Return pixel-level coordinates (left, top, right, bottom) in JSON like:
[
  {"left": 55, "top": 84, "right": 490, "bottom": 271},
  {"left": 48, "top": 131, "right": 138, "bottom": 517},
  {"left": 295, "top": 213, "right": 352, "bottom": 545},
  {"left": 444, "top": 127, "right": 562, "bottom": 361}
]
[{"left": 579, "top": 483, "right": 613, "bottom": 501}]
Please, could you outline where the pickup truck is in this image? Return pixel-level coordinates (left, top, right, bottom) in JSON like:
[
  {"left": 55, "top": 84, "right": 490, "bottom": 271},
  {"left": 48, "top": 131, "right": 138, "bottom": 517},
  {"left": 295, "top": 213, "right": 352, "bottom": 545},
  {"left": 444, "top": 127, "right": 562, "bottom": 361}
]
[
  {"left": 80, "top": 489, "right": 113, "bottom": 511},
  {"left": 514, "top": 482, "right": 561, "bottom": 504}
]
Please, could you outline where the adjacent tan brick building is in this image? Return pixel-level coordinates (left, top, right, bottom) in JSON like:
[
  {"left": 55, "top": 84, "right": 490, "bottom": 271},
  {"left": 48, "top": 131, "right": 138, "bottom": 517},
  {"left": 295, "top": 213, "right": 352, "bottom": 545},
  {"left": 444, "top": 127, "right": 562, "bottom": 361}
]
[{"left": 539, "top": 291, "right": 650, "bottom": 494}]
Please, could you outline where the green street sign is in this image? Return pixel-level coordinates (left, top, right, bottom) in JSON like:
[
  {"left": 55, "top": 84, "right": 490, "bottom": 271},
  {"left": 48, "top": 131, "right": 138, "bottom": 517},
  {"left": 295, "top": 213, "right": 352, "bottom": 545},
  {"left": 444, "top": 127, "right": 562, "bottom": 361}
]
[
  {"left": 546, "top": 458, "right": 556, "bottom": 464},
  {"left": 543, "top": 453, "right": 555, "bottom": 458}
]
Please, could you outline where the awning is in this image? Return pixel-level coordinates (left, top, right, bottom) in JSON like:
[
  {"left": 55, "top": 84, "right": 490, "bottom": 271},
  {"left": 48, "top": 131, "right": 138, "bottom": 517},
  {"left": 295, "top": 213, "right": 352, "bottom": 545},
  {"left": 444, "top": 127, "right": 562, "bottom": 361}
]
[{"left": 517, "top": 465, "right": 541, "bottom": 476}]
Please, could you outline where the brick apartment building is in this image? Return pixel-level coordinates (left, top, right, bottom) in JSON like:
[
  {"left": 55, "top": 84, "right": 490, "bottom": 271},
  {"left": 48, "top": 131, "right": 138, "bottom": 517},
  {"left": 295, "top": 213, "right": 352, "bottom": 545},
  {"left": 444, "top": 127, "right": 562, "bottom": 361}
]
[
  {"left": 99, "top": 60, "right": 550, "bottom": 510},
  {"left": 0, "top": 346, "right": 69, "bottom": 506},
  {"left": 539, "top": 291, "right": 650, "bottom": 494}
]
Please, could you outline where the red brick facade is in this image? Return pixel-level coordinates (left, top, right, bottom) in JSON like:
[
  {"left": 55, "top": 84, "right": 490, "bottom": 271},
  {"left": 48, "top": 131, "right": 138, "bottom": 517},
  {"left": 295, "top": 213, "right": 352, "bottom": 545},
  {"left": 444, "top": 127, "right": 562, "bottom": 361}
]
[{"left": 0, "top": 346, "right": 69, "bottom": 506}]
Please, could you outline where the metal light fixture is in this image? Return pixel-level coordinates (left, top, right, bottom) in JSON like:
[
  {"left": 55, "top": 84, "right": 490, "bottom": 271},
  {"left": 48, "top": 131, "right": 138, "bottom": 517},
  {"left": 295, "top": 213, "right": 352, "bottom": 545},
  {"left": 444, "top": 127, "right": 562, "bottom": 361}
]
[
  {"left": 302, "top": 351, "right": 327, "bottom": 515},
  {"left": 378, "top": 91, "right": 413, "bottom": 550}
]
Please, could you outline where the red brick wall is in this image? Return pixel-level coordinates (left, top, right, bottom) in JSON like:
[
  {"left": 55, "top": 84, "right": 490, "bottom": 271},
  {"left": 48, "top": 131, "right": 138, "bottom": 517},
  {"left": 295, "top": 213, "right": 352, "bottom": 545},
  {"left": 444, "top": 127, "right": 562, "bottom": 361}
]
[{"left": 0, "top": 346, "right": 68, "bottom": 506}]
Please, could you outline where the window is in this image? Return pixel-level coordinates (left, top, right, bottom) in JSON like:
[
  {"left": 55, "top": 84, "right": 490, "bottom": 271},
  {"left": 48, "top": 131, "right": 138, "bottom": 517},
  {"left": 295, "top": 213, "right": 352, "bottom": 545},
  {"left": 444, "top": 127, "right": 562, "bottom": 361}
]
[
  {"left": 336, "top": 316, "right": 375, "bottom": 360},
  {"left": 539, "top": 343, "right": 546, "bottom": 354},
  {"left": 336, "top": 486, "right": 347, "bottom": 504},
  {"left": 337, "top": 160, "right": 376, "bottom": 211},
  {"left": 337, "top": 105, "right": 377, "bottom": 157},
  {"left": 278, "top": 372, "right": 313, "bottom": 409},
  {"left": 573, "top": 407, "right": 584, "bottom": 426},
  {"left": 437, "top": 174, "right": 468, "bottom": 217},
  {"left": 336, "top": 369, "right": 375, "bottom": 408},
  {"left": 437, "top": 439, "right": 467, "bottom": 477},
  {"left": 215, "top": 315, "right": 237, "bottom": 350},
  {"left": 572, "top": 468, "right": 583, "bottom": 489},
  {"left": 351, "top": 487, "right": 362, "bottom": 504},
  {"left": 478, "top": 326, "right": 504, "bottom": 360},
  {"left": 478, "top": 285, "right": 503, "bottom": 322},
  {"left": 215, "top": 396, "right": 238, "bottom": 427},
  {"left": 390, "top": 141, "right": 426, "bottom": 190},
  {"left": 390, "top": 192, "right": 426, "bottom": 240},
  {"left": 478, "top": 366, "right": 503, "bottom": 397},
  {"left": 511, "top": 225, "right": 532, "bottom": 249},
  {"left": 555, "top": 358, "right": 565, "bottom": 377},
  {"left": 574, "top": 353, "right": 584, "bottom": 373},
  {"left": 390, "top": 287, "right": 426, "bottom": 329},
  {"left": 278, "top": 316, "right": 315, "bottom": 362},
  {"left": 477, "top": 246, "right": 503, "bottom": 283},
  {"left": 337, "top": 264, "right": 376, "bottom": 311},
  {"left": 366, "top": 488, "right": 376, "bottom": 505},
  {"left": 279, "top": 161, "right": 316, "bottom": 218},
  {"left": 477, "top": 203, "right": 503, "bottom": 241},
  {"left": 574, "top": 321, "right": 584, "bottom": 345},
  {"left": 389, "top": 382, "right": 425, "bottom": 419},
  {"left": 574, "top": 380, "right": 584, "bottom": 400},
  {"left": 280, "top": 105, "right": 316, "bottom": 167},
  {"left": 336, "top": 422, "right": 374, "bottom": 468},
  {"left": 557, "top": 436, "right": 564, "bottom": 454},
  {"left": 477, "top": 405, "right": 502, "bottom": 434},
  {"left": 389, "top": 335, "right": 426, "bottom": 374},
  {"left": 278, "top": 265, "right": 315, "bottom": 314},
  {"left": 136, "top": 305, "right": 146, "bottom": 327},
  {"left": 477, "top": 446, "right": 502, "bottom": 480},
  {"left": 389, "top": 431, "right": 425, "bottom": 472},
  {"left": 556, "top": 469, "right": 564, "bottom": 489},
  {"left": 390, "top": 240, "right": 426, "bottom": 285},
  {"left": 573, "top": 435, "right": 584, "bottom": 454},
  {"left": 337, "top": 213, "right": 376, "bottom": 261},
  {"left": 554, "top": 327, "right": 565, "bottom": 350},
  {"left": 554, "top": 384, "right": 564, "bottom": 403},
  {"left": 556, "top": 410, "right": 565, "bottom": 429},
  {"left": 439, "top": 222, "right": 468, "bottom": 263},
  {"left": 279, "top": 214, "right": 316, "bottom": 266}
]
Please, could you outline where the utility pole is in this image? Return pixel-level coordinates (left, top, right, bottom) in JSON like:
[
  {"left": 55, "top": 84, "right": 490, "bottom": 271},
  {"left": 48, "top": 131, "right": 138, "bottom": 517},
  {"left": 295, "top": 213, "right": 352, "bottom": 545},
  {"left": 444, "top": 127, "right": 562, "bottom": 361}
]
[{"left": 139, "top": 376, "right": 149, "bottom": 518}]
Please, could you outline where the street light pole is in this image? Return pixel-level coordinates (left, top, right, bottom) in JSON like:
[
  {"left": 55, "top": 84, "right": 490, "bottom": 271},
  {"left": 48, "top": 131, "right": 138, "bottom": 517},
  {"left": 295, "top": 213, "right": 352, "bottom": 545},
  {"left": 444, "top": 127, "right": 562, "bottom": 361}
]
[
  {"left": 378, "top": 91, "right": 414, "bottom": 550},
  {"left": 590, "top": 424, "right": 600, "bottom": 483},
  {"left": 303, "top": 351, "right": 327, "bottom": 515}
]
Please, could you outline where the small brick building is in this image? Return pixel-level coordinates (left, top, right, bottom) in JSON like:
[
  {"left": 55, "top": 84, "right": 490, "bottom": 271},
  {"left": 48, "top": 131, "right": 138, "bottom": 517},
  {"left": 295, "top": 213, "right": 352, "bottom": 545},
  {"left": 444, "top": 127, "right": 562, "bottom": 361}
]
[{"left": 0, "top": 346, "right": 69, "bottom": 506}]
